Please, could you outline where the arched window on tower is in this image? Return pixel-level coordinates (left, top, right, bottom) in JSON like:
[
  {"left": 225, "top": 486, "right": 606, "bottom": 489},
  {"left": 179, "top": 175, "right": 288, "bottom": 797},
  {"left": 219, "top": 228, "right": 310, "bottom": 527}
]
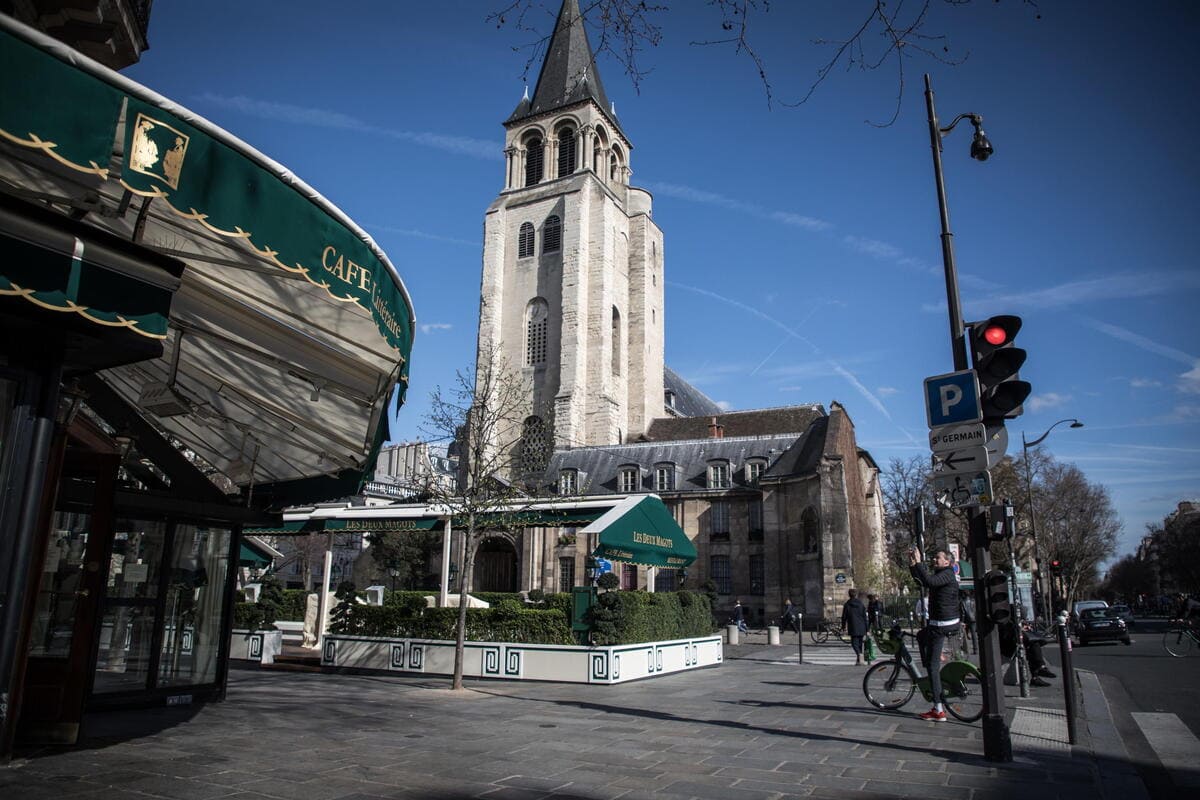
[
  {"left": 557, "top": 127, "right": 576, "bottom": 178},
  {"left": 525, "top": 298, "right": 549, "bottom": 366},
  {"left": 610, "top": 144, "right": 624, "bottom": 184},
  {"left": 517, "top": 222, "right": 534, "bottom": 259},
  {"left": 517, "top": 415, "right": 551, "bottom": 479},
  {"left": 525, "top": 134, "right": 543, "bottom": 186},
  {"left": 611, "top": 306, "right": 621, "bottom": 376},
  {"left": 543, "top": 215, "right": 562, "bottom": 254}
]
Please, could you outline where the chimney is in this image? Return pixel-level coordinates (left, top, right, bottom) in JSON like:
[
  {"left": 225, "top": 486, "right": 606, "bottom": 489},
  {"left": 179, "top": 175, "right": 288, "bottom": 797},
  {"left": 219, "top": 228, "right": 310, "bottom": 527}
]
[{"left": 708, "top": 416, "right": 724, "bottom": 438}]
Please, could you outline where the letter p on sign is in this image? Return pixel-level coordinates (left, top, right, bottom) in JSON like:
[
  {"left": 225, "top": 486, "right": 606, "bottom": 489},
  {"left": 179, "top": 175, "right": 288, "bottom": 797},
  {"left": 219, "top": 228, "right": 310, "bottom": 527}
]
[{"left": 939, "top": 384, "right": 963, "bottom": 417}]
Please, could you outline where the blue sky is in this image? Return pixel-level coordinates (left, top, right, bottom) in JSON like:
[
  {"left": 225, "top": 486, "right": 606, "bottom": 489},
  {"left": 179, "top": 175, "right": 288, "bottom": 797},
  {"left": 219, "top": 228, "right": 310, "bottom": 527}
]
[{"left": 124, "top": 1, "right": 1199, "bottom": 560}]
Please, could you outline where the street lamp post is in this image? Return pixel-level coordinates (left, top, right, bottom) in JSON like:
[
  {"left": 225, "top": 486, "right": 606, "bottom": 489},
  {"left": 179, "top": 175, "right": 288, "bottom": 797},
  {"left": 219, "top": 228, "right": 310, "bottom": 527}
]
[
  {"left": 1022, "top": 419, "right": 1084, "bottom": 624},
  {"left": 386, "top": 562, "right": 400, "bottom": 593},
  {"left": 923, "top": 73, "right": 1010, "bottom": 762}
]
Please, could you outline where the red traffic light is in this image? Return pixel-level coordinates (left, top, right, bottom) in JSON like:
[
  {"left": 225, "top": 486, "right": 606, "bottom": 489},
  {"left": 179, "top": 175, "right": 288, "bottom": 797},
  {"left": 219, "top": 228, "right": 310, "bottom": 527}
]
[{"left": 983, "top": 325, "right": 1008, "bottom": 346}]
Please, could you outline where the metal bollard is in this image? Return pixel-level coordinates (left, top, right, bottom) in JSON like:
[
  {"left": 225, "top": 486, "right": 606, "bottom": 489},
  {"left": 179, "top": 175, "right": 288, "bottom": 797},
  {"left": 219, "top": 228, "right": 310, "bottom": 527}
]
[
  {"left": 1056, "top": 614, "right": 1077, "bottom": 744},
  {"left": 768, "top": 625, "right": 780, "bottom": 645},
  {"left": 798, "top": 612, "right": 804, "bottom": 664}
]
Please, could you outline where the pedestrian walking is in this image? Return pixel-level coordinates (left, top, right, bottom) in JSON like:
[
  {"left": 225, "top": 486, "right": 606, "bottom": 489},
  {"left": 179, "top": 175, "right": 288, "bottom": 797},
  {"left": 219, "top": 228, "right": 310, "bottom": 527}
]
[
  {"left": 908, "top": 546, "right": 960, "bottom": 722},
  {"left": 779, "top": 597, "right": 801, "bottom": 635},
  {"left": 867, "top": 593, "right": 884, "bottom": 629},
  {"left": 841, "top": 589, "right": 869, "bottom": 666},
  {"left": 733, "top": 599, "right": 748, "bottom": 633},
  {"left": 914, "top": 594, "right": 929, "bottom": 628}
]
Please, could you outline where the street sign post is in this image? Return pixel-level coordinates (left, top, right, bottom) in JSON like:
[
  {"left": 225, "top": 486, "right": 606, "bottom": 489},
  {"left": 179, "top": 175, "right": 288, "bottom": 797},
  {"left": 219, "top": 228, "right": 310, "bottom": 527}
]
[
  {"left": 931, "top": 470, "right": 994, "bottom": 509},
  {"left": 929, "top": 422, "right": 987, "bottom": 453},
  {"left": 932, "top": 445, "right": 990, "bottom": 474},
  {"left": 925, "top": 370, "right": 982, "bottom": 428}
]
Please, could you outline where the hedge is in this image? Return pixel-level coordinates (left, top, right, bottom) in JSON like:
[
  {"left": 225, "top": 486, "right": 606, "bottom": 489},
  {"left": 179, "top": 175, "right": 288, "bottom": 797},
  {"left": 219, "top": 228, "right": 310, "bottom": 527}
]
[
  {"left": 233, "top": 602, "right": 265, "bottom": 631},
  {"left": 588, "top": 590, "right": 714, "bottom": 645},
  {"left": 332, "top": 601, "right": 573, "bottom": 644}
]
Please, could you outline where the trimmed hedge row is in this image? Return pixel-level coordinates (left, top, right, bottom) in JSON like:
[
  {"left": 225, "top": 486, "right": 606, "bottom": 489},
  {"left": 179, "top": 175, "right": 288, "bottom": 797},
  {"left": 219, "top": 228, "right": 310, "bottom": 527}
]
[
  {"left": 233, "top": 602, "right": 265, "bottom": 631},
  {"left": 333, "top": 601, "right": 573, "bottom": 644},
  {"left": 589, "top": 590, "right": 714, "bottom": 645}
]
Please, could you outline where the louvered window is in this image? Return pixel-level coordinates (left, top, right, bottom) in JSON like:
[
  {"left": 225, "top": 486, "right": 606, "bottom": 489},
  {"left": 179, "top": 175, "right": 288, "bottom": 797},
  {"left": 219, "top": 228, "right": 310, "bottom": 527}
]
[
  {"left": 543, "top": 215, "right": 561, "bottom": 253},
  {"left": 557, "top": 128, "right": 576, "bottom": 177},
  {"left": 518, "top": 222, "right": 534, "bottom": 258},
  {"left": 525, "top": 298, "right": 548, "bottom": 366},
  {"left": 525, "top": 137, "right": 543, "bottom": 186}
]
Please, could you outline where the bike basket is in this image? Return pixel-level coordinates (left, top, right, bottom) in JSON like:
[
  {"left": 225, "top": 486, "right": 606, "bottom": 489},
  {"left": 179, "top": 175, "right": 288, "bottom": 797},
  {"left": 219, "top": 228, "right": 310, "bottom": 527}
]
[{"left": 875, "top": 634, "right": 901, "bottom": 655}]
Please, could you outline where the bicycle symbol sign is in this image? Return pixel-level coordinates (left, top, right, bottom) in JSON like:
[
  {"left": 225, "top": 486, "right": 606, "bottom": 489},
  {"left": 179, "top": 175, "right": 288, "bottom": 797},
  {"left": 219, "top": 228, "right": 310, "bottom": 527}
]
[{"left": 931, "top": 470, "right": 993, "bottom": 509}]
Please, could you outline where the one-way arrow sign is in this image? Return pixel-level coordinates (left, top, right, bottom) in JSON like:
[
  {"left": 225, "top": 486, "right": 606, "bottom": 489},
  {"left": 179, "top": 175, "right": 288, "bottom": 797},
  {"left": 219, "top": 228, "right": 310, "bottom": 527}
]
[{"left": 931, "top": 445, "right": 989, "bottom": 474}]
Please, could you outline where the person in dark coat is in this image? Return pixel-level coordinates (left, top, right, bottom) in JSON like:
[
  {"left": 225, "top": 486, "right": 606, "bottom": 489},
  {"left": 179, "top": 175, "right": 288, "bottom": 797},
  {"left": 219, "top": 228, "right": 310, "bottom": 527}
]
[
  {"left": 733, "top": 599, "right": 748, "bottom": 633},
  {"left": 841, "top": 589, "right": 870, "bottom": 665},
  {"left": 909, "top": 546, "right": 960, "bottom": 721},
  {"left": 959, "top": 591, "right": 977, "bottom": 655},
  {"left": 779, "top": 597, "right": 801, "bottom": 635},
  {"left": 867, "top": 594, "right": 884, "bottom": 629}
]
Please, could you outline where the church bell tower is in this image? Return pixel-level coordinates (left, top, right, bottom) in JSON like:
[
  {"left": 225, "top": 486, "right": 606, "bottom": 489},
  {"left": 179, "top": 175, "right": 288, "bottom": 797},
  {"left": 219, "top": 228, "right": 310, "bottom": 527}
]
[{"left": 477, "top": 0, "right": 665, "bottom": 463}]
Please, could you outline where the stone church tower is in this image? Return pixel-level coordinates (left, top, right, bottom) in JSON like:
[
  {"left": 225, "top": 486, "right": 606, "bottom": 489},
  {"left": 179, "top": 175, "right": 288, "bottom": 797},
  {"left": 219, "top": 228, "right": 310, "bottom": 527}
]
[{"left": 477, "top": 0, "right": 665, "bottom": 462}]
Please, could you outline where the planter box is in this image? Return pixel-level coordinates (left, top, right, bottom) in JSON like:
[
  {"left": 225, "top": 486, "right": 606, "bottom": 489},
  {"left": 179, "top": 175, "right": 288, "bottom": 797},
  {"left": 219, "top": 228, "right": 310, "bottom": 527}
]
[
  {"left": 230, "top": 629, "right": 283, "bottom": 664},
  {"left": 273, "top": 620, "right": 305, "bottom": 646},
  {"left": 320, "top": 634, "right": 723, "bottom": 684}
]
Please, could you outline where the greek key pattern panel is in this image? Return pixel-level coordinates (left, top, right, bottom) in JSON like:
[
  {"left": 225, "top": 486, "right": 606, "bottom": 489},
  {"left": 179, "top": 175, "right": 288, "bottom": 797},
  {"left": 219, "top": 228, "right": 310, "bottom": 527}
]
[
  {"left": 322, "top": 638, "right": 337, "bottom": 665},
  {"left": 390, "top": 643, "right": 406, "bottom": 670},
  {"left": 408, "top": 644, "right": 424, "bottom": 670},
  {"left": 248, "top": 634, "right": 263, "bottom": 660},
  {"left": 505, "top": 649, "right": 522, "bottom": 676},
  {"left": 646, "top": 650, "right": 655, "bottom": 674},
  {"left": 591, "top": 652, "right": 608, "bottom": 681},
  {"left": 655, "top": 647, "right": 663, "bottom": 672},
  {"left": 483, "top": 646, "right": 501, "bottom": 675}
]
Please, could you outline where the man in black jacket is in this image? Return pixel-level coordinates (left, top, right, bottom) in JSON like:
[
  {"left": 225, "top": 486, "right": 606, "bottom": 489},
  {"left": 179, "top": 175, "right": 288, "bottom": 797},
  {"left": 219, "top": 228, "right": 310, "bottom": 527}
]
[{"left": 909, "top": 546, "right": 959, "bottom": 722}]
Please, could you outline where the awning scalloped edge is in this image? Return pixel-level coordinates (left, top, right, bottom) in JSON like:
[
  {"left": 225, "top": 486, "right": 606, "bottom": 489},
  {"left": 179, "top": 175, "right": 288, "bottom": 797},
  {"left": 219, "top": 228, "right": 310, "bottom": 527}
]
[
  {"left": 0, "top": 127, "right": 108, "bottom": 179},
  {"left": 1, "top": 282, "right": 166, "bottom": 339}
]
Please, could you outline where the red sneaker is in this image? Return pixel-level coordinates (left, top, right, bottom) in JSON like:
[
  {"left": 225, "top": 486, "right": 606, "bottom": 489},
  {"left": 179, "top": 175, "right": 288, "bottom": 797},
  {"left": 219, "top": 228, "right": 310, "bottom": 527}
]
[{"left": 917, "top": 708, "right": 947, "bottom": 722}]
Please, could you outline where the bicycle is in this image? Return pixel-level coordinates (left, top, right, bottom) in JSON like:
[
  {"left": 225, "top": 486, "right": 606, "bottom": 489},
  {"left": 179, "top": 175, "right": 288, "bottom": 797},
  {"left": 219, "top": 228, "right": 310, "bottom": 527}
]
[
  {"left": 810, "top": 618, "right": 850, "bottom": 645},
  {"left": 1162, "top": 623, "right": 1199, "bottom": 657},
  {"left": 862, "top": 626, "right": 985, "bottom": 723}
]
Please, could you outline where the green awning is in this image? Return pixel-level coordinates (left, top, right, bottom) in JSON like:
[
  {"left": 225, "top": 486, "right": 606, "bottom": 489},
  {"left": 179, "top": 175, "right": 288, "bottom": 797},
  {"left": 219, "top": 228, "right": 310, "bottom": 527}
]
[
  {"left": 245, "top": 517, "right": 439, "bottom": 536},
  {"left": 584, "top": 496, "right": 696, "bottom": 569},
  {"left": 238, "top": 541, "right": 273, "bottom": 568},
  {"left": 470, "top": 508, "right": 604, "bottom": 528}
]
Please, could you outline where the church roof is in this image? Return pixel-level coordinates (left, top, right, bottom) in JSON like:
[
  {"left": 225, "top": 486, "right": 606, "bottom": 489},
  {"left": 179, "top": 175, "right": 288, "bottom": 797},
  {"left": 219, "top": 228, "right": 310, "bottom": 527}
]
[
  {"left": 506, "top": 0, "right": 625, "bottom": 139},
  {"left": 646, "top": 404, "right": 826, "bottom": 442},
  {"left": 663, "top": 365, "right": 723, "bottom": 418}
]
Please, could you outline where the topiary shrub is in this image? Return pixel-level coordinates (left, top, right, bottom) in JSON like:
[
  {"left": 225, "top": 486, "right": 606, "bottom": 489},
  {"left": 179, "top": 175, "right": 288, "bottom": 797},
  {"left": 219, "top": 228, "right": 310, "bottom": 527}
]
[
  {"left": 587, "top": 590, "right": 713, "bottom": 645},
  {"left": 233, "top": 601, "right": 264, "bottom": 631},
  {"left": 596, "top": 572, "right": 620, "bottom": 591}
]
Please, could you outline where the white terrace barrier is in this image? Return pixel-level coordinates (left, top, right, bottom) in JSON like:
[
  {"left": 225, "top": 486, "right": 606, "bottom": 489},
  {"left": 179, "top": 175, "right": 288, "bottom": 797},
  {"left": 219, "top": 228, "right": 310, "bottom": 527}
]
[{"left": 319, "top": 634, "right": 723, "bottom": 684}]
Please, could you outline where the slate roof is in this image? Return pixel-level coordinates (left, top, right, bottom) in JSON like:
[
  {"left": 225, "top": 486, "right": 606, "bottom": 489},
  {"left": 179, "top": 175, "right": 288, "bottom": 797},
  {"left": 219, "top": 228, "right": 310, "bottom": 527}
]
[
  {"left": 663, "top": 365, "right": 723, "bottom": 419},
  {"left": 506, "top": 0, "right": 626, "bottom": 140},
  {"left": 646, "top": 404, "right": 826, "bottom": 442},
  {"left": 543, "top": 433, "right": 808, "bottom": 496}
]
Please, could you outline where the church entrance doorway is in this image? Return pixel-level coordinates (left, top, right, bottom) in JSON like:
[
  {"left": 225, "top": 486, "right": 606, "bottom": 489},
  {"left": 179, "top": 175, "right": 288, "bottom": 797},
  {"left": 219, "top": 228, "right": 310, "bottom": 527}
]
[{"left": 473, "top": 537, "right": 517, "bottom": 592}]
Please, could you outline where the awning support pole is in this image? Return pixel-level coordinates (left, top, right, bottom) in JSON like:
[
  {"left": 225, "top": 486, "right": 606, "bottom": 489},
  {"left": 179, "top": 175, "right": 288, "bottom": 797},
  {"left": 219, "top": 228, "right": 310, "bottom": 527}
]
[
  {"left": 647, "top": 567, "right": 655, "bottom": 593},
  {"left": 316, "top": 533, "right": 333, "bottom": 646},
  {"left": 439, "top": 518, "right": 452, "bottom": 607}
]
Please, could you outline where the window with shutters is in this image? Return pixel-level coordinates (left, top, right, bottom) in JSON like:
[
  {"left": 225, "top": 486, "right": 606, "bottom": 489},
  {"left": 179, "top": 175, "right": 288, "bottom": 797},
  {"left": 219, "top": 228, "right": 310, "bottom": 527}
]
[
  {"left": 557, "top": 127, "right": 576, "bottom": 177},
  {"left": 525, "top": 298, "right": 548, "bottom": 366},
  {"left": 524, "top": 135, "right": 543, "bottom": 186},
  {"left": 654, "top": 464, "right": 675, "bottom": 492},
  {"left": 618, "top": 466, "right": 639, "bottom": 493},
  {"left": 543, "top": 215, "right": 561, "bottom": 253},
  {"left": 711, "top": 556, "right": 731, "bottom": 594},
  {"left": 745, "top": 459, "right": 765, "bottom": 484},
  {"left": 708, "top": 461, "right": 731, "bottom": 489},
  {"left": 517, "top": 222, "right": 534, "bottom": 259},
  {"left": 558, "top": 469, "right": 577, "bottom": 495}
]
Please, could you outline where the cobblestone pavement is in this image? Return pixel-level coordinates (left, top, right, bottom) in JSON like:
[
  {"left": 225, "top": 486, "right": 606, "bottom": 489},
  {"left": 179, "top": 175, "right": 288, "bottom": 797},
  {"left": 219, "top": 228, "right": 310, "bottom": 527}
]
[{"left": 1, "top": 639, "right": 1140, "bottom": 800}]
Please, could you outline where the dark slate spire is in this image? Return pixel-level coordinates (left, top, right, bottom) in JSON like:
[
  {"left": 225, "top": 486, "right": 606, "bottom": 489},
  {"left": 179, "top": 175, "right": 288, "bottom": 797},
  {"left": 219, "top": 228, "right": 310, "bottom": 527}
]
[{"left": 506, "top": 0, "right": 624, "bottom": 136}]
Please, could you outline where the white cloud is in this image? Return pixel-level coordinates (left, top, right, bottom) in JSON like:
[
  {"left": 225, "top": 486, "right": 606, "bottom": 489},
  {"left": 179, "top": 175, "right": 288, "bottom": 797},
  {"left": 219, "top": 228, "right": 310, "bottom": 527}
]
[
  {"left": 770, "top": 211, "right": 832, "bottom": 232},
  {"left": 642, "top": 181, "right": 832, "bottom": 232},
  {"left": 197, "top": 93, "right": 498, "bottom": 160},
  {"left": 876, "top": 386, "right": 899, "bottom": 397},
  {"left": 419, "top": 323, "right": 453, "bottom": 335},
  {"left": 1178, "top": 362, "right": 1200, "bottom": 394},
  {"left": 1130, "top": 378, "right": 1164, "bottom": 388},
  {"left": 1080, "top": 316, "right": 1196, "bottom": 366},
  {"left": 716, "top": 400, "right": 733, "bottom": 411},
  {"left": 365, "top": 223, "right": 478, "bottom": 247},
  {"left": 843, "top": 236, "right": 901, "bottom": 260},
  {"left": 1028, "top": 392, "right": 1071, "bottom": 412}
]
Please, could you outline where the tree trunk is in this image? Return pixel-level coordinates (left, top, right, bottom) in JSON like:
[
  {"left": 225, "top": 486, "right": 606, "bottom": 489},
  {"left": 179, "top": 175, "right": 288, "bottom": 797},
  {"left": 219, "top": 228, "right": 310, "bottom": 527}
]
[{"left": 452, "top": 519, "right": 477, "bottom": 690}]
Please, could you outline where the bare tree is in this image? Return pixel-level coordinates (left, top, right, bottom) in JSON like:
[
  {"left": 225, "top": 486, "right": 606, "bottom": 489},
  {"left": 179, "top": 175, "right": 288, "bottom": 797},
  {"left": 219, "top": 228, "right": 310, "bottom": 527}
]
[
  {"left": 1032, "top": 461, "right": 1120, "bottom": 608},
  {"left": 490, "top": 0, "right": 1040, "bottom": 125},
  {"left": 416, "top": 346, "right": 557, "bottom": 690}
]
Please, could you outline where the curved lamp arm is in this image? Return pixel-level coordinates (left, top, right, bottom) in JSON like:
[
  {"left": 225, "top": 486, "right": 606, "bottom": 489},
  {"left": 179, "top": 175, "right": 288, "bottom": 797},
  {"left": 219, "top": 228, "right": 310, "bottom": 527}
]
[{"left": 1023, "top": 418, "right": 1084, "bottom": 449}]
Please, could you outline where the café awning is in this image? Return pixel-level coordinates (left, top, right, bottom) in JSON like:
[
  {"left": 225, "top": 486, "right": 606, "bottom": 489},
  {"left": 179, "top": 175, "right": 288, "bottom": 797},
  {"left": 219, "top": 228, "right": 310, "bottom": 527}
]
[
  {"left": 0, "top": 17, "right": 416, "bottom": 501},
  {"left": 583, "top": 495, "right": 696, "bottom": 569},
  {"left": 245, "top": 516, "right": 439, "bottom": 536}
]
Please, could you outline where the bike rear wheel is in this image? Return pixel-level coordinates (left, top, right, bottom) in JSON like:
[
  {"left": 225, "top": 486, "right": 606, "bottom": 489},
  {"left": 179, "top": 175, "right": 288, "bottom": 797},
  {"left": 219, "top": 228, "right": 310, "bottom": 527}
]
[
  {"left": 1163, "top": 628, "right": 1197, "bottom": 657},
  {"left": 811, "top": 626, "right": 830, "bottom": 644},
  {"left": 943, "top": 667, "right": 985, "bottom": 722},
  {"left": 863, "top": 661, "right": 916, "bottom": 710},
  {"left": 837, "top": 627, "right": 852, "bottom": 645}
]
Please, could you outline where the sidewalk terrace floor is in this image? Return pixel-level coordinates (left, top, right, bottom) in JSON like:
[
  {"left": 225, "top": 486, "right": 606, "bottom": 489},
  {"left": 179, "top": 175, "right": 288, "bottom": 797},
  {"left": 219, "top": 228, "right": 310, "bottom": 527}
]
[{"left": 1, "top": 632, "right": 1143, "bottom": 800}]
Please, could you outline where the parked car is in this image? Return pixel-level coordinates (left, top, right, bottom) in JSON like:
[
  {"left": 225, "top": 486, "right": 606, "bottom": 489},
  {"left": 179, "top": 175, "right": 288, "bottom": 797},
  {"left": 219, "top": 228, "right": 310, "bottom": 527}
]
[
  {"left": 1110, "top": 604, "right": 1135, "bottom": 628},
  {"left": 1076, "top": 608, "right": 1131, "bottom": 646}
]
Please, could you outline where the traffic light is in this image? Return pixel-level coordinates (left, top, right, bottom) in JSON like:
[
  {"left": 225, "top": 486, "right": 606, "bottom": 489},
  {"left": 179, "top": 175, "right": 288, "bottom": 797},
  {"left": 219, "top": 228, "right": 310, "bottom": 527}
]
[
  {"left": 988, "top": 502, "right": 1015, "bottom": 541},
  {"left": 983, "top": 569, "right": 1012, "bottom": 624},
  {"left": 968, "top": 315, "right": 1032, "bottom": 422},
  {"left": 1049, "top": 559, "right": 1063, "bottom": 577}
]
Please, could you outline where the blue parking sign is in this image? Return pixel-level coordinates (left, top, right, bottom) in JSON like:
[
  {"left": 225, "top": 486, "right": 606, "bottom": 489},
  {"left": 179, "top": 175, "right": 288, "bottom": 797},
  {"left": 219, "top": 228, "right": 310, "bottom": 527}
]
[{"left": 924, "top": 370, "right": 982, "bottom": 428}]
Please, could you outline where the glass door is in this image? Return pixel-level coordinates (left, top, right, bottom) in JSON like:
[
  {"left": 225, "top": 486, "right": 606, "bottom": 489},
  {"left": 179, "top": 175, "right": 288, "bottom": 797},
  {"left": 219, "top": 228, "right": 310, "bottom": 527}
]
[
  {"left": 91, "top": 518, "right": 166, "bottom": 694},
  {"left": 158, "top": 524, "right": 231, "bottom": 687}
]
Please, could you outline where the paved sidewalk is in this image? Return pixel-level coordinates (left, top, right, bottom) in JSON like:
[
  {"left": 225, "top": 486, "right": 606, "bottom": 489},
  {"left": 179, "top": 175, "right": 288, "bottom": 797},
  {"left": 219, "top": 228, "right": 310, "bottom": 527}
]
[{"left": 1, "top": 637, "right": 1140, "bottom": 800}]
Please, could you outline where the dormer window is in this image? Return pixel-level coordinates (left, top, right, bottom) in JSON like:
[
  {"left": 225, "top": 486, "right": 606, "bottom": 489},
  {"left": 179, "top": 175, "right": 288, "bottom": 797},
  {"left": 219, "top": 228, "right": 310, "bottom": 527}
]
[
  {"left": 664, "top": 390, "right": 676, "bottom": 410},
  {"left": 654, "top": 463, "right": 676, "bottom": 492},
  {"left": 745, "top": 459, "right": 766, "bottom": 484},
  {"left": 559, "top": 469, "right": 577, "bottom": 495},
  {"left": 707, "top": 461, "right": 731, "bottom": 490},
  {"left": 617, "top": 466, "right": 639, "bottom": 493}
]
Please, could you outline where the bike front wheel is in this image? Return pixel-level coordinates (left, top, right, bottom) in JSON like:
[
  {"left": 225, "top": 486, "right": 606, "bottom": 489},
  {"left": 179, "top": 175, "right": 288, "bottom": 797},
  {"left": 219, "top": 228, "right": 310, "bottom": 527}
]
[
  {"left": 811, "top": 627, "right": 830, "bottom": 644},
  {"left": 942, "top": 667, "right": 985, "bottom": 723},
  {"left": 1163, "top": 628, "right": 1196, "bottom": 657},
  {"left": 837, "top": 627, "right": 851, "bottom": 644},
  {"left": 863, "top": 661, "right": 916, "bottom": 710}
]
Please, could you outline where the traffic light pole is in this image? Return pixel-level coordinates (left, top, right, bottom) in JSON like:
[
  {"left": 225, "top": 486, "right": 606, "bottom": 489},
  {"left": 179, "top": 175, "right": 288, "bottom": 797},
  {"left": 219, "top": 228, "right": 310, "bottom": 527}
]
[{"left": 925, "top": 74, "right": 1012, "bottom": 763}]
